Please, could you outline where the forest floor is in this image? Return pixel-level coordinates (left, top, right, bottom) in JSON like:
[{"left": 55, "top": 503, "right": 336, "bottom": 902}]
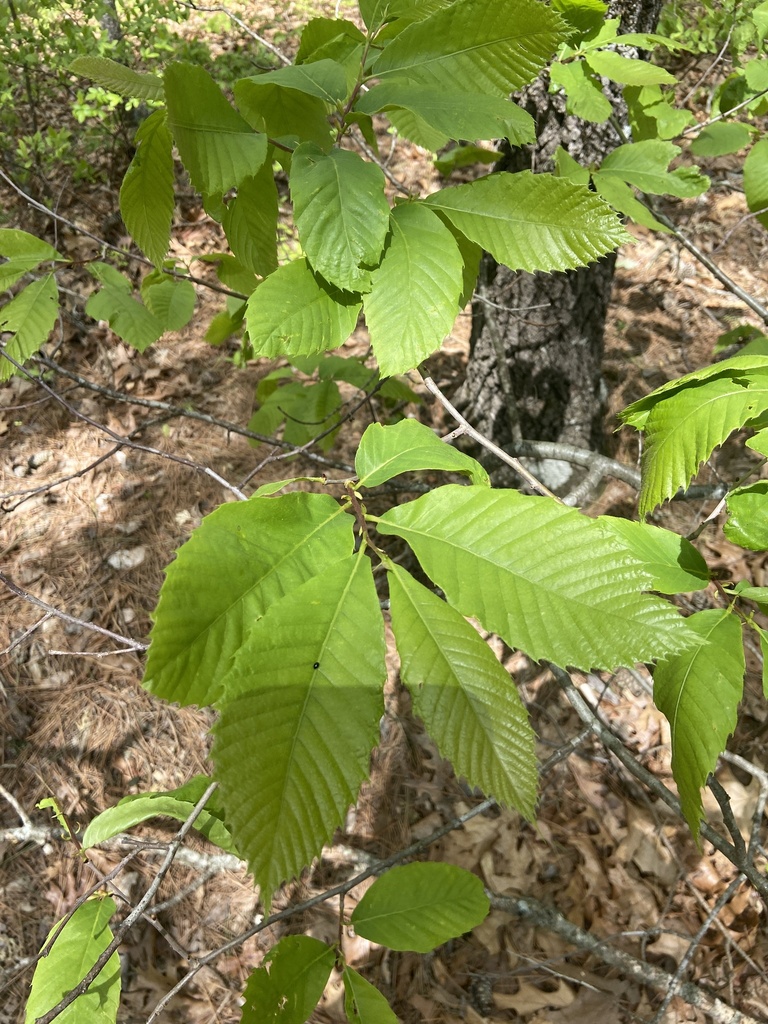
[{"left": 2, "top": 4, "right": 768, "bottom": 1023}]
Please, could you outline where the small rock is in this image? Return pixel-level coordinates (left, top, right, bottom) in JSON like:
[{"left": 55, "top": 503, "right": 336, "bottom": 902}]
[
  {"left": 28, "top": 449, "right": 53, "bottom": 469},
  {"left": 107, "top": 547, "right": 146, "bottom": 570}
]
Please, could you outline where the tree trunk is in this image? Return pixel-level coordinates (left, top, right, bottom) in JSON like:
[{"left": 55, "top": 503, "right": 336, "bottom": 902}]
[{"left": 458, "top": 0, "right": 663, "bottom": 492}]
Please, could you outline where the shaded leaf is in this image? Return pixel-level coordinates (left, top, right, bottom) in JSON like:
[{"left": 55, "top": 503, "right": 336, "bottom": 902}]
[
  {"left": 143, "top": 277, "right": 196, "bottom": 331},
  {"left": 344, "top": 968, "right": 400, "bottom": 1023},
  {"left": 0, "top": 229, "right": 61, "bottom": 290},
  {"left": 120, "top": 109, "right": 175, "bottom": 267},
  {"left": 599, "top": 140, "right": 708, "bottom": 198},
  {"left": 241, "top": 936, "right": 334, "bottom": 1024},
  {"left": 689, "top": 121, "right": 753, "bottom": 157},
  {"left": 549, "top": 60, "right": 612, "bottom": 122},
  {"left": 223, "top": 162, "right": 279, "bottom": 278},
  {"left": 744, "top": 138, "right": 768, "bottom": 229},
  {"left": 70, "top": 55, "right": 163, "bottom": 100},
  {"left": 0, "top": 275, "right": 58, "bottom": 381},
  {"left": 724, "top": 482, "right": 768, "bottom": 550},
  {"left": 596, "top": 518, "right": 709, "bottom": 592},
  {"left": 86, "top": 263, "right": 164, "bottom": 352},
  {"left": 585, "top": 50, "right": 675, "bottom": 85}
]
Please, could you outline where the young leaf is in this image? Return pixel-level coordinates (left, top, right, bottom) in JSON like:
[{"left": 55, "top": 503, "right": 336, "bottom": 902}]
[
  {"left": 373, "top": 0, "right": 566, "bottom": 97},
  {"left": 142, "top": 277, "right": 196, "bottom": 331},
  {"left": 241, "top": 936, "right": 335, "bottom": 1024},
  {"left": 689, "top": 121, "right": 753, "bottom": 157},
  {"left": 164, "top": 62, "right": 268, "bottom": 194},
  {"left": 744, "top": 138, "right": 768, "bottom": 230},
  {"left": 375, "top": 486, "right": 695, "bottom": 671},
  {"left": 363, "top": 203, "right": 464, "bottom": 375},
  {"left": 356, "top": 419, "right": 489, "bottom": 487},
  {"left": 24, "top": 897, "right": 121, "bottom": 1024},
  {"left": 119, "top": 109, "right": 174, "bottom": 267},
  {"left": 549, "top": 61, "right": 612, "bottom": 123},
  {"left": 724, "top": 482, "right": 768, "bottom": 551},
  {"left": 598, "top": 140, "right": 708, "bottom": 198},
  {"left": 424, "top": 171, "right": 631, "bottom": 273},
  {"left": 632, "top": 372, "right": 768, "bottom": 516},
  {"left": 654, "top": 610, "right": 745, "bottom": 835},
  {"left": 143, "top": 493, "right": 354, "bottom": 706},
  {"left": 343, "top": 967, "right": 399, "bottom": 1024},
  {"left": 295, "top": 17, "right": 366, "bottom": 68},
  {"left": 212, "top": 554, "right": 387, "bottom": 900},
  {"left": 351, "top": 863, "right": 489, "bottom": 952},
  {"left": 81, "top": 776, "right": 238, "bottom": 854},
  {"left": 591, "top": 172, "right": 672, "bottom": 233},
  {"left": 291, "top": 144, "right": 389, "bottom": 292},
  {"left": 222, "top": 162, "right": 279, "bottom": 278},
  {"left": 70, "top": 55, "right": 163, "bottom": 100},
  {"left": 0, "top": 274, "right": 58, "bottom": 381},
  {"left": 245, "top": 259, "right": 362, "bottom": 360},
  {"left": 0, "top": 228, "right": 61, "bottom": 290},
  {"left": 584, "top": 50, "right": 675, "bottom": 85},
  {"left": 86, "top": 264, "right": 164, "bottom": 352},
  {"left": 595, "top": 518, "right": 709, "bottom": 593},
  {"left": 389, "top": 566, "right": 537, "bottom": 817}
]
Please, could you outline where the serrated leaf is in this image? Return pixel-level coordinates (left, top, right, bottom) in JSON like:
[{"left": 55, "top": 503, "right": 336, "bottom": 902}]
[
  {"left": 744, "top": 138, "right": 768, "bottom": 230},
  {"left": 81, "top": 776, "right": 237, "bottom": 854},
  {"left": 373, "top": 0, "right": 566, "bottom": 96},
  {"left": 223, "top": 162, "right": 279, "bottom": 277},
  {"left": 351, "top": 863, "right": 489, "bottom": 952},
  {"left": 389, "top": 566, "right": 536, "bottom": 815},
  {"left": 654, "top": 610, "right": 745, "bottom": 835},
  {"left": 599, "top": 140, "right": 708, "bottom": 198},
  {"left": 164, "top": 62, "right": 268, "bottom": 195},
  {"left": 241, "top": 936, "right": 335, "bottom": 1024},
  {"left": 24, "top": 897, "right": 121, "bottom": 1024},
  {"left": 290, "top": 144, "right": 389, "bottom": 292},
  {"left": 554, "top": 147, "right": 591, "bottom": 186},
  {"left": 212, "top": 554, "right": 386, "bottom": 901},
  {"left": 119, "top": 109, "right": 174, "bottom": 267},
  {"left": 424, "top": 171, "right": 631, "bottom": 273},
  {"left": 0, "top": 274, "right": 58, "bottom": 381},
  {"left": 240, "top": 60, "right": 348, "bottom": 104},
  {"left": 363, "top": 203, "right": 463, "bottom": 375},
  {"left": 235, "top": 79, "right": 334, "bottom": 150},
  {"left": 0, "top": 229, "right": 61, "bottom": 289},
  {"left": 356, "top": 83, "right": 534, "bottom": 149},
  {"left": 724, "top": 482, "right": 768, "bottom": 550},
  {"left": 552, "top": 0, "right": 608, "bottom": 42},
  {"left": 356, "top": 419, "right": 489, "bottom": 487},
  {"left": 634, "top": 373, "right": 768, "bottom": 516},
  {"left": 143, "top": 492, "right": 353, "bottom": 706},
  {"left": 689, "top": 121, "right": 753, "bottom": 157},
  {"left": 70, "top": 55, "right": 164, "bottom": 100},
  {"left": 86, "top": 264, "right": 164, "bottom": 353},
  {"left": 245, "top": 259, "right": 362, "bottom": 359},
  {"left": 344, "top": 968, "right": 400, "bottom": 1024},
  {"left": 295, "top": 18, "right": 365, "bottom": 87},
  {"left": 595, "top": 518, "right": 709, "bottom": 592},
  {"left": 549, "top": 60, "right": 612, "bottom": 122},
  {"left": 585, "top": 50, "right": 675, "bottom": 85},
  {"left": 375, "top": 486, "right": 695, "bottom": 671},
  {"left": 143, "top": 277, "right": 196, "bottom": 331},
  {"left": 592, "top": 172, "right": 672, "bottom": 233}
]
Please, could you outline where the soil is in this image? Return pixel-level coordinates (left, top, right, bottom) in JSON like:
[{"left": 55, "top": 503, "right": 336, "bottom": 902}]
[{"left": 2, "top": 7, "right": 768, "bottom": 1024}]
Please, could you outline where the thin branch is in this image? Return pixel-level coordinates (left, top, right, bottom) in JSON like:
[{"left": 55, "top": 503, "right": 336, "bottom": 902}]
[
  {"left": 0, "top": 614, "right": 52, "bottom": 656},
  {"left": 420, "top": 372, "right": 561, "bottom": 499},
  {"left": 680, "top": 87, "right": 768, "bottom": 137},
  {"left": 0, "top": 782, "right": 32, "bottom": 830},
  {"left": 475, "top": 281, "right": 523, "bottom": 445},
  {"left": 176, "top": 2, "right": 293, "bottom": 64},
  {"left": 0, "top": 570, "right": 148, "bottom": 652}
]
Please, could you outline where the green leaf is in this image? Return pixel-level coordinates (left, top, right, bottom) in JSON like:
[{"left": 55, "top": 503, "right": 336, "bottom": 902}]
[
  {"left": 0, "top": 228, "right": 61, "bottom": 290},
  {"left": 70, "top": 55, "right": 164, "bottom": 100},
  {"left": 240, "top": 60, "right": 348, "bottom": 105},
  {"left": 375, "top": 486, "right": 695, "bottom": 671},
  {"left": 552, "top": 0, "right": 608, "bottom": 42},
  {"left": 235, "top": 79, "right": 335, "bottom": 150},
  {"left": 424, "top": 171, "right": 631, "bottom": 273},
  {"left": 553, "top": 147, "right": 591, "bottom": 187},
  {"left": 753, "top": 622, "right": 768, "bottom": 700},
  {"left": 81, "top": 776, "right": 238, "bottom": 854},
  {"left": 24, "top": 897, "right": 121, "bottom": 1024},
  {"left": 142, "top": 277, "right": 196, "bottom": 331},
  {"left": 120, "top": 109, "right": 174, "bottom": 267},
  {"left": 343, "top": 968, "right": 399, "bottom": 1024},
  {"left": 351, "top": 863, "right": 489, "bottom": 952},
  {"left": 86, "top": 263, "right": 164, "bottom": 353},
  {"left": 724, "top": 482, "right": 768, "bottom": 550},
  {"left": 373, "top": 0, "right": 566, "bottom": 96},
  {"left": 212, "top": 554, "right": 386, "bottom": 900},
  {"left": 689, "top": 121, "right": 753, "bottom": 157},
  {"left": 143, "top": 492, "right": 354, "bottom": 706},
  {"left": 295, "top": 18, "right": 365, "bottom": 77},
  {"left": 591, "top": 172, "right": 672, "bottom": 233},
  {"left": 633, "top": 372, "right": 768, "bottom": 516},
  {"left": 363, "top": 203, "right": 464, "bottom": 375},
  {"left": 745, "top": 57, "right": 768, "bottom": 91},
  {"left": 389, "top": 566, "right": 536, "bottom": 815},
  {"left": 223, "top": 162, "right": 279, "bottom": 278},
  {"left": 0, "top": 274, "right": 58, "bottom": 381},
  {"left": 356, "top": 83, "right": 534, "bottom": 149},
  {"left": 549, "top": 60, "right": 612, "bottom": 122},
  {"left": 654, "top": 610, "right": 745, "bottom": 835},
  {"left": 164, "top": 62, "right": 268, "bottom": 194},
  {"left": 434, "top": 144, "right": 502, "bottom": 176},
  {"left": 599, "top": 140, "right": 709, "bottom": 198},
  {"left": 744, "top": 138, "right": 768, "bottom": 230},
  {"left": 356, "top": 419, "right": 489, "bottom": 487},
  {"left": 241, "top": 936, "right": 335, "bottom": 1024},
  {"left": 584, "top": 50, "right": 675, "bottom": 85},
  {"left": 595, "top": 518, "right": 709, "bottom": 593},
  {"left": 245, "top": 259, "right": 362, "bottom": 360},
  {"left": 291, "top": 143, "right": 390, "bottom": 292}
]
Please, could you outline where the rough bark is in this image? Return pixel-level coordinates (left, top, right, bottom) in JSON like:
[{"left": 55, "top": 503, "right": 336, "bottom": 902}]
[{"left": 458, "top": 0, "right": 663, "bottom": 491}]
